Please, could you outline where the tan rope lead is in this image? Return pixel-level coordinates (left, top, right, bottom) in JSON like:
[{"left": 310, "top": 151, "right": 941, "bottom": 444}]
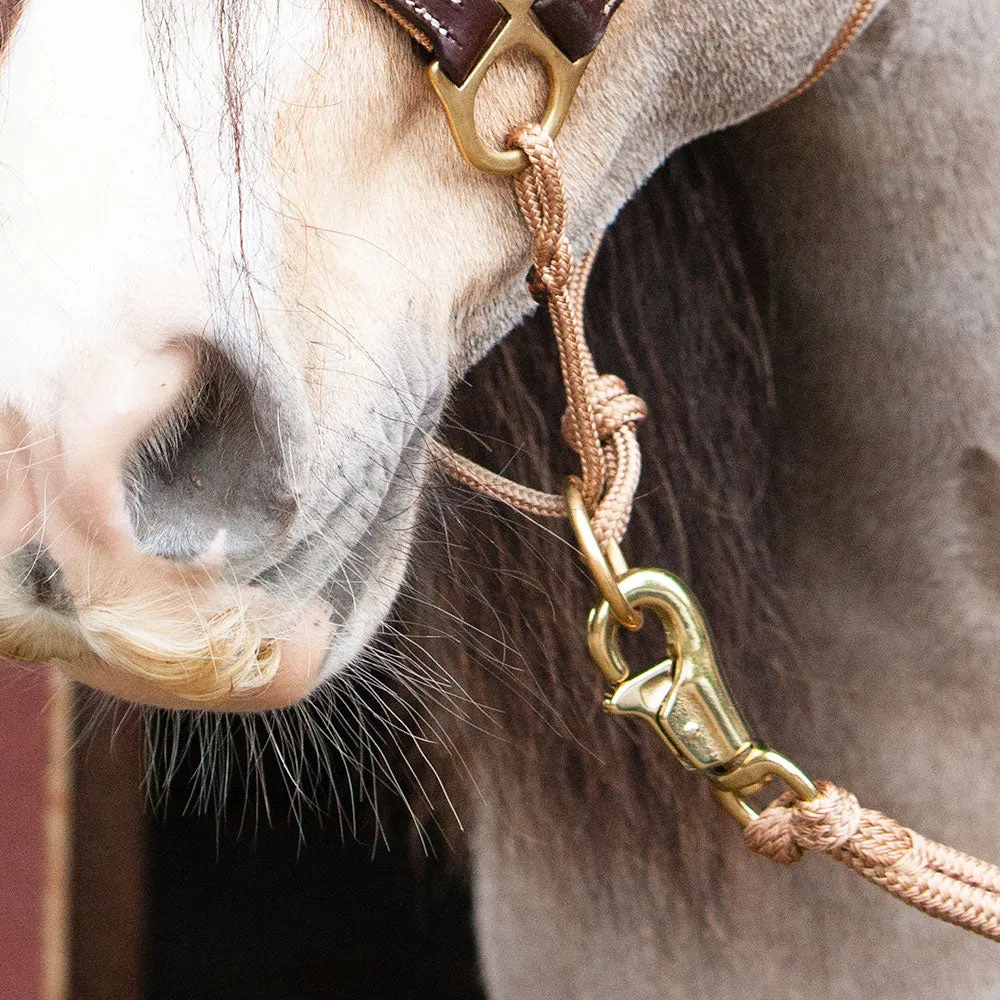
[
  {"left": 745, "top": 781, "right": 1000, "bottom": 942},
  {"left": 771, "top": 0, "right": 878, "bottom": 107},
  {"left": 431, "top": 124, "right": 646, "bottom": 548}
]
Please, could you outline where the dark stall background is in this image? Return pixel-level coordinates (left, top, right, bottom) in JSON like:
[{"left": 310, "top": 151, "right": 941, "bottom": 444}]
[
  {"left": 147, "top": 814, "right": 482, "bottom": 1000},
  {"left": 72, "top": 693, "right": 485, "bottom": 1000},
  {"left": 142, "top": 688, "right": 484, "bottom": 1000}
]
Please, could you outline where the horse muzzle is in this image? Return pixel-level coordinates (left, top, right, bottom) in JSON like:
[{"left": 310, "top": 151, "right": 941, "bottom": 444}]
[{"left": 0, "top": 334, "right": 427, "bottom": 712}]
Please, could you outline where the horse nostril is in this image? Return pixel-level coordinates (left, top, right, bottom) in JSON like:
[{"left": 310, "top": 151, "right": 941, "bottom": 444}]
[
  {"left": 123, "top": 342, "right": 305, "bottom": 566},
  {"left": 18, "top": 546, "right": 74, "bottom": 614}
]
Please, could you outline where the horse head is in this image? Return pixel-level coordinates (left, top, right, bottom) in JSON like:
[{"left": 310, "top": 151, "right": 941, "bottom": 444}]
[{"left": 0, "top": 0, "right": 867, "bottom": 710}]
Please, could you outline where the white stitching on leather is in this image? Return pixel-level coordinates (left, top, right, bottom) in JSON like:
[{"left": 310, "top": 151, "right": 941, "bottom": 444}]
[{"left": 404, "top": 1, "right": 450, "bottom": 39}]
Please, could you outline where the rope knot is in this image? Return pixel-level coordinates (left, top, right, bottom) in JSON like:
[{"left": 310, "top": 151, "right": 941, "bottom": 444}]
[
  {"left": 530, "top": 236, "right": 574, "bottom": 297},
  {"left": 591, "top": 374, "right": 648, "bottom": 441},
  {"left": 745, "top": 780, "right": 862, "bottom": 866},
  {"left": 561, "top": 374, "right": 647, "bottom": 453},
  {"left": 509, "top": 124, "right": 574, "bottom": 298}
]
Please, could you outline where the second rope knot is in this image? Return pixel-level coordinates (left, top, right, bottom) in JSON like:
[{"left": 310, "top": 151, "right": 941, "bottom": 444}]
[{"left": 745, "top": 780, "right": 862, "bottom": 866}]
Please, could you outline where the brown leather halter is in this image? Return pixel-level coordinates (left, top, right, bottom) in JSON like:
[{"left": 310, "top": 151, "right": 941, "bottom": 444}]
[
  {"left": 372, "top": 0, "right": 877, "bottom": 174},
  {"left": 371, "top": 0, "right": 619, "bottom": 86}
]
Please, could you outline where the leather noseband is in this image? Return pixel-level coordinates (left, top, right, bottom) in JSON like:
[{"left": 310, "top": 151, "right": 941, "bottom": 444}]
[{"left": 372, "top": 0, "right": 621, "bottom": 85}]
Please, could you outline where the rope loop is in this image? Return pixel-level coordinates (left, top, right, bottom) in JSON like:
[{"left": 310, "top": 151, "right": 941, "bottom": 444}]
[
  {"left": 743, "top": 781, "right": 1000, "bottom": 942},
  {"left": 745, "top": 781, "right": 861, "bottom": 866}
]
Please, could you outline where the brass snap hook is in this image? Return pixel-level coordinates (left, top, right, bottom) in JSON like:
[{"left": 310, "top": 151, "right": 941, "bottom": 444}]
[
  {"left": 427, "top": 0, "right": 592, "bottom": 175},
  {"left": 584, "top": 564, "right": 819, "bottom": 824},
  {"left": 590, "top": 568, "right": 756, "bottom": 772}
]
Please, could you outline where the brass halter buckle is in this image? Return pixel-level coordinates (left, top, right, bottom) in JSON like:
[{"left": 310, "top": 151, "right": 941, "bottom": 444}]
[{"left": 427, "top": 0, "right": 592, "bottom": 175}]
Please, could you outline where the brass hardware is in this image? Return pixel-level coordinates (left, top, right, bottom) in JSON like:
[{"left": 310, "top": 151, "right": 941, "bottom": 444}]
[
  {"left": 583, "top": 560, "right": 819, "bottom": 826},
  {"left": 591, "top": 568, "right": 755, "bottom": 770},
  {"left": 565, "top": 478, "right": 642, "bottom": 631},
  {"left": 427, "top": 0, "right": 592, "bottom": 175},
  {"left": 711, "top": 747, "right": 818, "bottom": 828}
]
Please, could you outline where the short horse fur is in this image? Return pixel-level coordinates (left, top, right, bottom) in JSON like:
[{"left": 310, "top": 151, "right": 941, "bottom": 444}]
[{"left": 1, "top": 0, "right": 999, "bottom": 994}]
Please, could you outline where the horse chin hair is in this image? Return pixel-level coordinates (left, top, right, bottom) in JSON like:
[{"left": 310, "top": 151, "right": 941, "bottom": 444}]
[
  {"left": 79, "top": 600, "right": 282, "bottom": 702},
  {"left": 0, "top": 589, "right": 285, "bottom": 704}
]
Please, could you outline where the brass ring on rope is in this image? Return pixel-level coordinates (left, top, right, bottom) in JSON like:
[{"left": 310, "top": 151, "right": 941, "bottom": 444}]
[{"left": 564, "top": 478, "right": 643, "bottom": 630}]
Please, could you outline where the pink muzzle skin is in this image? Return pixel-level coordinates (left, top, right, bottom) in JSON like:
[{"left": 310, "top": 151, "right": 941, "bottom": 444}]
[{"left": 0, "top": 346, "right": 333, "bottom": 713}]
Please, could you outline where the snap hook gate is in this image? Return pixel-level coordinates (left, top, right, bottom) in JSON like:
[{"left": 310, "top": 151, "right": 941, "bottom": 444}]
[{"left": 589, "top": 567, "right": 755, "bottom": 772}]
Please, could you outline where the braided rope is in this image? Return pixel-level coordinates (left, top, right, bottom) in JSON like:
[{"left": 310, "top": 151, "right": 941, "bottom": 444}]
[
  {"left": 771, "top": 0, "right": 878, "bottom": 107},
  {"left": 745, "top": 781, "right": 1000, "bottom": 942},
  {"left": 433, "top": 125, "right": 646, "bottom": 546}
]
